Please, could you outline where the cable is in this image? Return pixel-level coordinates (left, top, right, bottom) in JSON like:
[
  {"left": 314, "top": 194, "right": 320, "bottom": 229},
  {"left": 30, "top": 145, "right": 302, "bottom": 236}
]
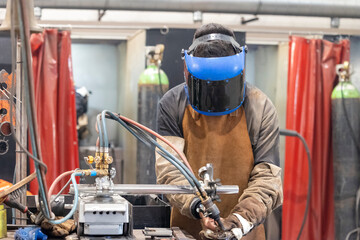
[
  {"left": 346, "top": 228, "right": 360, "bottom": 240},
  {"left": 279, "top": 129, "right": 312, "bottom": 240},
  {"left": 340, "top": 82, "right": 360, "bottom": 154},
  {"left": 104, "top": 111, "right": 203, "bottom": 195},
  {"left": 118, "top": 113, "right": 194, "bottom": 174},
  {"left": 48, "top": 170, "right": 75, "bottom": 200},
  {"left": 50, "top": 178, "right": 72, "bottom": 204},
  {"left": 105, "top": 112, "right": 196, "bottom": 187},
  {"left": 344, "top": 187, "right": 360, "bottom": 240},
  {"left": 106, "top": 111, "right": 194, "bottom": 179},
  {"left": 125, "top": 122, "right": 197, "bottom": 188},
  {"left": 48, "top": 171, "right": 84, "bottom": 225}
]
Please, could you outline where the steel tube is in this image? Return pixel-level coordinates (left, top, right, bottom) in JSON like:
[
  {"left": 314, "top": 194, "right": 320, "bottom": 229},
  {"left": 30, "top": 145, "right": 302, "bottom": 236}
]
[
  {"left": 0, "top": 0, "right": 359, "bottom": 18},
  {"left": 71, "top": 184, "right": 239, "bottom": 195}
]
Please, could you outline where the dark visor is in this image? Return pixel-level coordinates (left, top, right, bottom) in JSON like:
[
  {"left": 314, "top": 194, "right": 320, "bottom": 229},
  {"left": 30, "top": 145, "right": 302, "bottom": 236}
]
[{"left": 185, "top": 73, "right": 245, "bottom": 116}]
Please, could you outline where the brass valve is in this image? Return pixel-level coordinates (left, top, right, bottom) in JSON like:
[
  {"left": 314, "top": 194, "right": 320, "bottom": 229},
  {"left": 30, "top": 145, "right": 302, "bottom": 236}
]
[
  {"left": 94, "top": 156, "right": 102, "bottom": 164},
  {"left": 84, "top": 155, "right": 94, "bottom": 164},
  {"left": 105, "top": 156, "right": 113, "bottom": 164}
]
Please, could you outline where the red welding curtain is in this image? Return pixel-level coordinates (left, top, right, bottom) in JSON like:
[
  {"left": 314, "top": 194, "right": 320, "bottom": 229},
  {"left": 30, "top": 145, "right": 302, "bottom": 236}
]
[
  {"left": 282, "top": 36, "right": 350, "bottom": 240},
  {"left": 29, "top": 29, "right": 79, "bottom": 194}
]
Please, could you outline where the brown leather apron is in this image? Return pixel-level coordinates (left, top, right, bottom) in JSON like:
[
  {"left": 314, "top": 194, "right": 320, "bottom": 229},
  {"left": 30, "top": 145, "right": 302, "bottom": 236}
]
[{"left": 171, "top": 105, "right": 265, "bottom": 240}]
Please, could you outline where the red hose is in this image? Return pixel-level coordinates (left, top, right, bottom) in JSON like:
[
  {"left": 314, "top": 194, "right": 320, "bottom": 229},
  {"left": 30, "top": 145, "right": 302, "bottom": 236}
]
[{"left": 118, "top": 115, "right": 194, "bottom": 174}]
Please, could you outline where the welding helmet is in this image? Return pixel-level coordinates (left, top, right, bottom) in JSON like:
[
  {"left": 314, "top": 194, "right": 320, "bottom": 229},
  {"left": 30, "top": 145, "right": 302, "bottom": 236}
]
[{"left": 183, "top": 33, "right": 246, "bottom": 116}]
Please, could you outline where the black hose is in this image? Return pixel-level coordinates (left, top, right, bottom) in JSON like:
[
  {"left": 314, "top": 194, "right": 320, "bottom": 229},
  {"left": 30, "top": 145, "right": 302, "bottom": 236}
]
[
  {"left": 279, "top": 129, "right": 312, "bottom": 240},
  {"left": 103, "top": 112, "right": 204, "bottom": 196}
]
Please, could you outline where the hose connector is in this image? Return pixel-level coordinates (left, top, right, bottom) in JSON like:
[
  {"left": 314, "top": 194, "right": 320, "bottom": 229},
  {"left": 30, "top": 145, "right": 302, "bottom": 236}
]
[{"left": 201, "top": 197, "right": 224, "bottom": 230}]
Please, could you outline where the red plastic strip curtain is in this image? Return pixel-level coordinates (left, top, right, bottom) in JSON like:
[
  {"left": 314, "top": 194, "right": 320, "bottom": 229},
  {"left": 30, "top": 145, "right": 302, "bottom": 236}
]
[
  {"left": 282, "top": 36, "right": 350, "bottom": 240},
  {"left": 29, "top": 29, "right": 79, "bottom": 193}
]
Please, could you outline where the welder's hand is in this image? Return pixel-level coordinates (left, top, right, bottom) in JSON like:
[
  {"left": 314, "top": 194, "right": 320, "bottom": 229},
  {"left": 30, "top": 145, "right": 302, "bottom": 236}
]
[
  {"left": 220, "top": 213, "right": 254, "bottom": 240},
  {"left": 199, "top": 212, "right": 218, "bottom": 231},
  {"left": 221, "top": 214, "right": 242, "bottom": 231},
  {"left": 202, "top": 217, "right": 218, "bottom": 231},
  {"left": 199, "top": 229, "right": 222, "bottom": 240},
  {"left": 41, "top": 217, "right": 76, "bottom": 237}
]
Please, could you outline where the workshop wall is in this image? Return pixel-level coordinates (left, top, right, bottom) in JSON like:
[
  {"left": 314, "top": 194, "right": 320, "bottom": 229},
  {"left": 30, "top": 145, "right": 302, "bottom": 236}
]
[
  {"left": 117, "top": 30, "right": 146, "bottom": 184},
  {"left": 72, "top": 43, "right": 120, "bottom": 146},
  {"left": 350, "top": 36, "right": 360, "bottom": 91},
  {"left": 245, "top": 44, "right": 287, "bottom": 171},
  {"left": 245, "top": 43, "right": 288, "bottom": 240}
]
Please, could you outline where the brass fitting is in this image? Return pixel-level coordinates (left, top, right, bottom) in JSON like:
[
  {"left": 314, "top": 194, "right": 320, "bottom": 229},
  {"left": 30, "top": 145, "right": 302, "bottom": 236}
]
[
  {"left": 77, "top": 169, "right": 108, "bottom": 177},
  {"left": 94, "top": 156, "right": 102, "bottom": 164},
  {"left": 105, "top": 156, "right": 113, "bottom": 164},
  {"left": 84, "top": 155, "right": 94, "bottom": 164}
]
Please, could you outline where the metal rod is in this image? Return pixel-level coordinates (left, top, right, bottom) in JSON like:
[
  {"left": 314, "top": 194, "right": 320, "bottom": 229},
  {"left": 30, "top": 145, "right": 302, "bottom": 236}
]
[
  {"left": 70, "top": 184, "right": 239, "bottom": 195},
  {"left": 4, "top": 0, "right": 360, "bottom": 18},
  {"left": 15, "top": 38, "right": 27, "bottom": 225}
]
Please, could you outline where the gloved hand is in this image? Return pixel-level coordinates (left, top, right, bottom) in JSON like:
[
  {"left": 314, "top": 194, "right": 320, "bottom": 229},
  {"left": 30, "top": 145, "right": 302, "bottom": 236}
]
[
  {"left": 40, "top": 217, "right": 76, "bottom": 237},
  {"left": 221, "top": 213, "right": 254, "bottom": 240},
  {"left": 222, "top": 214, "right": 242, "bottom": 231}
]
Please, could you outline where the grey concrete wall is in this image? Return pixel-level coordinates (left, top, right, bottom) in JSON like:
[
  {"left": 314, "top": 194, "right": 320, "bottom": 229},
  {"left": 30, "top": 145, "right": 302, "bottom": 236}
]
[
  {"left": 117, "top": 30, "right": 146, "bottom": 184},
  {"left": 245, "top": 45, "right": 279, "bottom": 102},
  {"left": 350, "top": 36, "right": 360, "bottom": 91},
  {"left": 245, "top": 44, "right": 287, "bottom": 171},
  {"left": 71, "top": 43, "right": 119, "bottom": 146}
]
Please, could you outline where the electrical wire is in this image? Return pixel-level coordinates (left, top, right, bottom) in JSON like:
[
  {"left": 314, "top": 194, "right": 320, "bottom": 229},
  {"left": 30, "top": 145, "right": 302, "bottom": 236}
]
[
  {"left": 279, "top": 129, "right": 312, "bottom": 240},
  {"left": 340, "top": 82, "right": 360, "bottom": 154}
]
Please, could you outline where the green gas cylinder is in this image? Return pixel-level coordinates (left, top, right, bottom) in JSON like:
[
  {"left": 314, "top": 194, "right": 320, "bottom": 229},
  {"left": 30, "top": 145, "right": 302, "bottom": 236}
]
[
  {"left": 137, "top": 45, "right": 169, "bottom": 184},
  {"left": 332, "top": 62, "right": 360, "bottom": 240}
]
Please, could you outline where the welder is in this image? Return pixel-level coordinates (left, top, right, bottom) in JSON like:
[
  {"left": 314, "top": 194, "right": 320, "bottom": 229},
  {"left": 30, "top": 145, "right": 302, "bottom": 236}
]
[{"left": 155, "top": 23, "right": 283, "bottom": 240}]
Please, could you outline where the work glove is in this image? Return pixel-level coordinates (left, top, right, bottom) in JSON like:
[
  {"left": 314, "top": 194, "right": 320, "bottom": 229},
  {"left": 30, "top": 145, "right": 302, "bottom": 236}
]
[
  {"left": 221, "top": 213, "right": 254, "bottom": 240},
  {"left": 40, "top": 217, "right": 76, "bottom": 237}
]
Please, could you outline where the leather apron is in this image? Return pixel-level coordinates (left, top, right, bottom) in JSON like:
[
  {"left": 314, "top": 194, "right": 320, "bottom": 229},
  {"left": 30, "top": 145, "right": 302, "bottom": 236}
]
[{"left": 171, "top": 105, "right": 265, "bottom": 240}]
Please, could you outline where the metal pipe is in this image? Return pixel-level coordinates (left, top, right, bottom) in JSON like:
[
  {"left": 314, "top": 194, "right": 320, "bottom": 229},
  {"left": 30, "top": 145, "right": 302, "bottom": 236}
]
[
  {"left": 1, "top": 0, "right": 360, "bottom": 18},
  {"left": 70, "top": 184, "right": 239, "bottom": 195}
]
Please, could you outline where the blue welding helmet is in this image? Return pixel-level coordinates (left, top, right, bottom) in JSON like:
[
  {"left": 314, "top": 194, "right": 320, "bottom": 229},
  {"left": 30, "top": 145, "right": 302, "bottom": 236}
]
[{"left": 183, "top": 33, "right": 247, "bottom": 116}]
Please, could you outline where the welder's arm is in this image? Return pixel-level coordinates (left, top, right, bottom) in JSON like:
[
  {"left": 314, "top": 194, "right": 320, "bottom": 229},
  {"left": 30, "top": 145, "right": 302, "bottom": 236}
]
[
  {"left": 223, "top": 162, "right": 282, "bottom": 230},
  {"left": 222, "top": 97, "right": 283, "bottom": 236},
  {"left": 155, "top": 136, "right": 200, "bottom": 219}
]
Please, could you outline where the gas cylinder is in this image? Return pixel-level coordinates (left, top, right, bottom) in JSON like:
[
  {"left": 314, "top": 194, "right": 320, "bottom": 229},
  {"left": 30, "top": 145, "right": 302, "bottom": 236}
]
[
  {"left": 0, "top": 204, "right": 6, "bottom": 238},
  {"left": 332, "top": 61, "right": 360, "bottom": 240},
  {"left": 137, "top": 44, "right": 169, "bottom": 184}
]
